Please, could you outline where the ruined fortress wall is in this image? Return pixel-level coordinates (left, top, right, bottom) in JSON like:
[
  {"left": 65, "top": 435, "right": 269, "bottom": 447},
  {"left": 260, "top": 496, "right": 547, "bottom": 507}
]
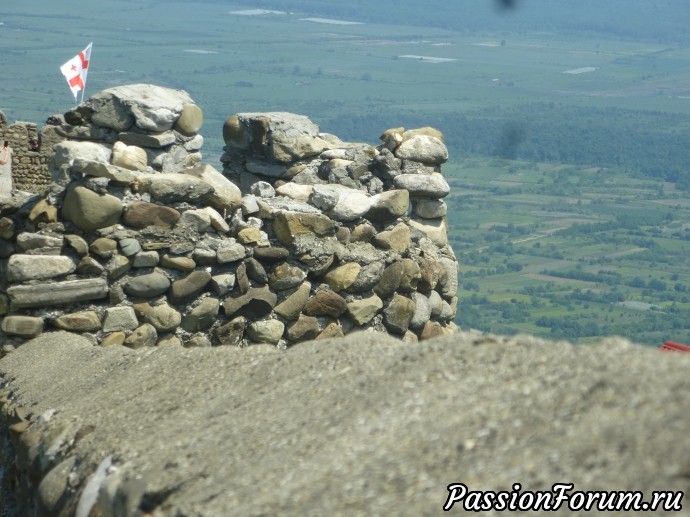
[
  {"left": 0, "top": 84, "right": 458, "bottom": 351},
  {"left": 0, "top": 119, "right": 52, "bottom": 194}
]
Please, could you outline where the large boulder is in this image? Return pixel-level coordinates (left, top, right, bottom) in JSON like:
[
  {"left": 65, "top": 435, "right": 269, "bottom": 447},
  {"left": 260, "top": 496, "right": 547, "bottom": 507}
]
[
  {"left": 61, "top": 183, "right": 123, "bottom": 232},
  {"left": 182, "top": 164, "right": 242, "bottom": 212},
  {"left": 86, "top": 84, "right": 196, "bottom": 132}
]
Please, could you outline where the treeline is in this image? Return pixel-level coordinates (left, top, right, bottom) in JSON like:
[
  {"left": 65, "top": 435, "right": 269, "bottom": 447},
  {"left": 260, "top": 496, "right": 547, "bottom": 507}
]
[{"left": 325, "top": 103, "right": 690, "bottom": 190}]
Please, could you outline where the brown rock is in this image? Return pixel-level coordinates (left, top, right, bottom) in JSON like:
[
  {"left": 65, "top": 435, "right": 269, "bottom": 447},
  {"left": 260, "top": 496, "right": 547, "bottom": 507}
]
[
  {"left": 214, "top": 316, "right": 246, "bottom": 346},
  {"left": 52, "top": 311, "right": 101, "bottom": 332},
  {"left": 285, "top": 315, "right": 320, "bottom": 342},
  {"left": 170, "top": 271, "right": 212, "bottom": 304},
  {"left": 303, "top": 290, "right": 347, "bottom": 318},
  {"left": 322, "top": 263, "right": 361, "bottom": 292},
  {"left": 122, "top": 201, "right": 181, "bottom": 230},
  {"left": 274, "top": 282, "right": 312, "bottom": 321}
]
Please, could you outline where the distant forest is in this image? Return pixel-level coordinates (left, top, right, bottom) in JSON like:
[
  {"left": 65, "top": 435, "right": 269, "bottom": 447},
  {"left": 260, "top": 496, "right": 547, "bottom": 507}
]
[
  {"left": 324, "top": 104, "right": 690, "bottom": 190},
  {"left": 225, "top": 0, "right": 690, "bottom": 44}
]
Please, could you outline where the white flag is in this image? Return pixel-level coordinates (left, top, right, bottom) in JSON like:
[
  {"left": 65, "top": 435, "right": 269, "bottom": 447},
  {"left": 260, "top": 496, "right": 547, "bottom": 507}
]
[{"left": 60, "top": 43, "right": 92, "bottom": 101}]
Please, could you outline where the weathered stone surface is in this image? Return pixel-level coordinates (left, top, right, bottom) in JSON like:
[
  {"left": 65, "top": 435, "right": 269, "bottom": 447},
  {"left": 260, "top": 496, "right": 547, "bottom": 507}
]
[
  {"left": 367, "top": 190, "right": 410, "bottom": 223},
  {"left": 274, "top": 282, "right": 311, "bottom": 321},
  {"left": 122, "top": 201, "right": 181, "bottom": 229},
  {"left": 28, "top": 199, "right": 58, "bottom": 224},
  {"left": 417, "top": 258, "right": 442, "bottom": 293},
  {"left": 245, "top": 257, "right": 268, "bottom": 284},
  {"left": 136, "top": 173, "right": 214, "bottom": 205},
  {"left": 285, "top": 315, "right": 320, "bottom": 342},
  {"left": 158, "top": 334, "right": 182, "bottom": 347},
  {"left": 203, "top": 207, "right": 231, "bottom": 234},
  {"left": 275, "top": 183, "right": 312, "bottom": 202},
  {"left": 419, "top": 320, "right": 446, "bottom": 340},
  {"left": 268, "top": 263, "right": 307, "bottom": 291},
  {"left": 410, "top": 292, "right": 432, "bottom": 330},
  {"left": 181, "top": 298, "right": 220, "bottom": 333},
  {"left": 223, "top": 287, "right": 277, "bottom": 320},
  {"left": 273, "top": 211, "right": 335, "bottom": 246},
  {"left": 399, "top": 259, "right": 421, "bottom": 293},
  {"left": 111, "top": 141, "right": 148, "bottom": 172},
  {"left": 7, "top": 278, "right": 109, "bottom": 309},
  {"left": 52, "top": 311, "right": 101, "bottom": 332},
  {"left": 394, "top": 134, "right": 448, "bottom": 164},
  {"left": 372, "top": 223, "right": 410, "bottom": 254},
  {"left": 125, "top": 323, "right": 158, "bottom": 348},
  {"left": 303, "top": 290, "right": 347, "bottom": 318},
  {"left": 383, "top": 294, "right": 416, "bottom": 335},
  {"left": 237, "top": 227, "right": 263, "bottom": 244},
  {"left": 437, "top": 257, "right": 459, "bottom": 298},
  {"left": 132, "top": 251, "right": 160, "bottom": 268},
  {"left": 90, "top": 237, "right": 118, "bottom": 259},
  {"left": 347, "top": 295, "right": 383, "bottom": 326},
  {"left": 322, "top": 263, "right": 361, "bottom": 292},
  {"left": 216, "top": 242, "right": 246, "bottom": 263},
  {"left": 428, "top": 290, "right": 444, "bottom": 318},
  {"left": 349, "top": 262, "right": 384, "bottom": 294},
  {"left": 88, "top": 84, "right": 194, "bottom": 132},
  {"left": 160, "top": 254, "right": 197, "bottom": 272},
  {"left": 61, "top": 183, "right": 123, "bottom": 232},
  {"left": 124, "top": 272, "right": 170, "bottom": 298},
  {"left": 184, "top": 334, "right": 213, "bottom": 348},
  {"left": 106, "top": 255, "right": 131, "bottom": 280},
  {"left": 211, "top": 274, "right": 236, "bottom": 296},
  {"left": 119, "top": 237, "right": 141, "bottom": 257},
  {"left": 393, "top": 173, "right": 450, "bottom": 198},
  {"left": 316, "top": 321, "right": 345, "bottom": 340},
  {"left": 101, "top": 332, "right": 126, "bottom": 347},
  {"left": 119, "top": 130, "right": 176, "bottom": 149},
  {"left": 247, "top": 320, "right": 285, "bottom": 344},
  {"left": 7, "top": 255, "right": 76, "bottom": 283},
  {"left": 408, "top": 217, "right": 449, "bottom": 247},
  {"left": 52, "top": 140, "right": 112, "bottom": 180},
  {"left": 350, "top": 223, "right": 376, "bottom": 243},
  {"left": 250, "top": 181, "right": 276, "bottom": 199},
  {"left": 175, "top": 209, "right": 212, "bottom": 233},
  {"left": 175, "top": 102, "right": 204, "bottom": 136},
  {"left": 414, "top": 198, "right": 447, "bottom": 219},
  {"left": 182, "top": 164, "right": 242, "bottom": 212},
  {"left": 1, "top": 316, "right": 44, "bottom": 338},
  {"left": 0, "top": 217, "right": 14, "bottom": 240},
  {"left": 133, "top": 302, "right": 182, "bottom": 333},
  {"left": 76, "top": 257, "right": 105, "bottom": 276},
  {"left": 214, "top": 316, "right": 246, "bottom": 346},
  {"left": 253, "top": 246, "right": 290, "bottom": 263},
  {"left": 15, "top": 233, "right": 63, "bottom": 254},
  {"left": 102, "top": 306, "right": 139, "bottom": 332},
  {"left": 171, "top": 271, "right": 212, "bottom": 304},
  {"left": 373, "top": 262, "right": 404, "bottom": 299}
]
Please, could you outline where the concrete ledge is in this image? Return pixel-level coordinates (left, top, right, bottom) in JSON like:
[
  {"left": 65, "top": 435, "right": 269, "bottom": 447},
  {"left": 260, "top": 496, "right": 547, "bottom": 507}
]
[{"left": 1, "top": 331, "right": 690, "bottom": 515}]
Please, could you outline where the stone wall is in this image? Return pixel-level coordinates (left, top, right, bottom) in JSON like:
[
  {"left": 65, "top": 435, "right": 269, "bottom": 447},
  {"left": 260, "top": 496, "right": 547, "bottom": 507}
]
[
  {"left": 0, "top": 84, "right": 458, "bottom": 351},
  {"left": 0, "top": 117, "right": 53, "bottom": 194}
]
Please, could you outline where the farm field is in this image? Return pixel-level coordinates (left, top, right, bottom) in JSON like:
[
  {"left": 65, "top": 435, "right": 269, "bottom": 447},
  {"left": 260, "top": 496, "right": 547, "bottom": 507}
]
[{"left": 447, "top": 158, "right": 690, "bottom": 346}]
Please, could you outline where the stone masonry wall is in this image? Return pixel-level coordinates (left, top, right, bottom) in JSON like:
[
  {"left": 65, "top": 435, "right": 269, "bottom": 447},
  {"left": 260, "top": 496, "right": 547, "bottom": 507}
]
[{"left": 0, "top": 84, "right": 458, "bottom": 351}]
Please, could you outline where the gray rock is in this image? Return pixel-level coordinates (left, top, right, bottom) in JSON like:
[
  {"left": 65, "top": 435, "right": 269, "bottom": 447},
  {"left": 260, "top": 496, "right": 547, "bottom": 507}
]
[
  {"left": 268, "top": 263, "right": 306, "bottom": 291},
  {"left": 87, "top": 84, "right": 194, "bottom": 132},
  {"left": 125, "top": 323, "right": 158, "bottom": 348},
  {"left": 216, "top": 243, "right": 246, "bottom": 264},
  {"left": 119, "top": 238, "right": 142, "bottom": 257},
  {"left": 171, "top": 271, "right": 212, "bottom": 304},
  {"left": 247, "top": 320, "right": 285, "bottom": 344},
  {"left": 410, "top": 292, "right": 432, "bottom": 330},
  {"left": 214, "top": 316, "right": 246, "bottom": 346},
  {"left": 393, "top": 173, "right": 450, "bottom": 198},
  {"left": 394, "top": 134, "right": 448, "bottom": 164},
  {"left": 15, "top": 233, "right": 63, "bottom": 254},
  {"left": 347, "top": 295, "right": 383, "bottom": 326},
  {"left": 182, "top": 298, "right": 220, "bottom": 333},
  {"left": 136, "top": 174, "right": 214, "bottom": 205},
  {"left": 132, "top": 251, "right": 160, "bottom": 268},
  {"left": 7, "top": 278, "right": 109, "bottom": 309},
  {"left": 182, "top": 164, "right": 242, "bottom": 212},
  {"left": 0, "top": 315, "right": 44, "bottom": 338},
  {"left": 61, "top": 183, "right": 123, "bottom": 232},
  {"left": 133, "top": 302, "right": 182, "bottom": 333},
  {"left": 414, "top": 198, "right": 447, "bottom": 219},
  {"left": 73, "top": 158, "right": 140, "bottom": 186},
  {"left": 211, "top": 274, "right": 236, "bottom": 296},
  {"left": 274, "top": 282, "right": 312, "bottom": 321},
  {"left": 7, "top": 255, "right": 76, "bottom": 283},
  {"left": 122, "top": 201, "right": 181, "bottom": 229},
  {"left": 223, "top": 287, "right": 277, "bottom": 320},
  {"left": 250, "top": 181, "right": 276, "bottom": 199},
  {"left": 124, "top": 272, "right": 171, "bottom": 298},
  {"left": 383, "top": 294, "right": 416, "bottom": 335},
  {"left": 103, "top": 306, "right": 139, "bottom": 332},
  {"left": 52, "top": 311, "right": 101, "bottom": 332},
  {"left": 119, "top": 130, "right": 176, "bottom": 148},
  {"left": 285, "top": 315, "right": 320, "bottom": 342}
]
